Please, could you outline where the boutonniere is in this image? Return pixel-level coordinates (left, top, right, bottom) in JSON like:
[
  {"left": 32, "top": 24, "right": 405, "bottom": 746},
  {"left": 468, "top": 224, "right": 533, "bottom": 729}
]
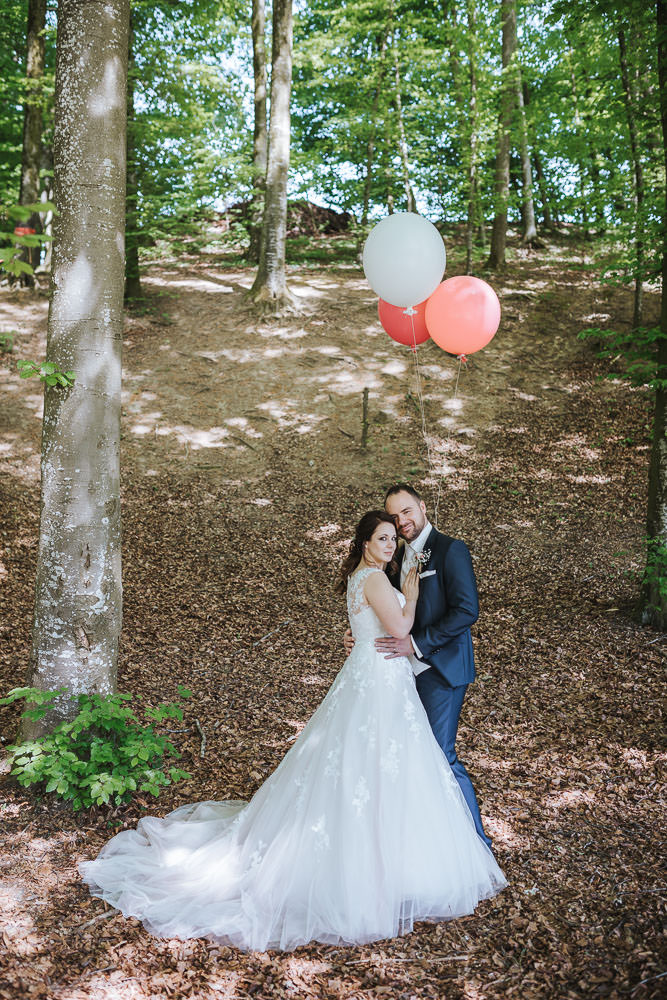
[{"left": 415, "top": 548, "right": 431, "bottom": 569}]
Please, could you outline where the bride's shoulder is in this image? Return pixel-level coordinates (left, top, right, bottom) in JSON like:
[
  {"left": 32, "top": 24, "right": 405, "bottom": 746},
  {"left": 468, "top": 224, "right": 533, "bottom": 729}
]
[
  {"left": 362, "top": 567, "right": 392, "bottom": 593},
  {"left": 348, "top": 564, "right": 382, "bottom": 585}
]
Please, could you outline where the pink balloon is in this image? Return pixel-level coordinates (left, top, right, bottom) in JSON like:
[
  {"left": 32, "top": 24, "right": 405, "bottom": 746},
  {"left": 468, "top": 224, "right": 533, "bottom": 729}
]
[
  {"left": 378, "top": 298, "right": 430, "bottom": 349},
  {"left": 425, "top": 276, "right": 500, "bottom": 355}
]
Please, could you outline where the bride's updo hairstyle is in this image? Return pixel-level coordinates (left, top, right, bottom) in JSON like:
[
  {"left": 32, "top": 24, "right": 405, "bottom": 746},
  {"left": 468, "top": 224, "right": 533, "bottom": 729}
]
[{"left": 335, "top": 510, "right": 399, "bottom": 594}]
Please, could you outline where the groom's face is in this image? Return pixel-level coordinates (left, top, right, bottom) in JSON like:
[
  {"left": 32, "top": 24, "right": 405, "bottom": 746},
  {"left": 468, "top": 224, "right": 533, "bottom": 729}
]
[{"left": 385, "top": 491, "right": 427, "bottom": 542}]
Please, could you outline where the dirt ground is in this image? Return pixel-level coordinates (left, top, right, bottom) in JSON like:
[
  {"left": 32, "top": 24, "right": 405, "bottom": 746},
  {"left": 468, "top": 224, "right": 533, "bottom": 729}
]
[{"left": 0, "top": 232, "right": 664, "bottom": 999}]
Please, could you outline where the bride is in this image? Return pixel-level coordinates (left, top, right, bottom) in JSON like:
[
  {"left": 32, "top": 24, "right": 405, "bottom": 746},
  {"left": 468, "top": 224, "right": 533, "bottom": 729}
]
[{"left": 80, "top": 511, "right": 506, "bottom": 951}]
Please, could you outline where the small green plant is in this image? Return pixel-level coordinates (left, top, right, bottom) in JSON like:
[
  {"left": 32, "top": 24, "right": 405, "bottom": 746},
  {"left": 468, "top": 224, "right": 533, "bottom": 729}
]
[
  {"left": 642, "top": 537, "right": 667, "bottom": 607},
  {"left": 0, "top": 331, "right": 15, "bottom": 353},
  {"left": 0, "top": 686, "right": 192, "bottom": 810},
  {"left": 16, "top": 359, "right": 76, "bottom": 388},
  {"left": 577, "top": 325, "right": 665, "bottom": 390}
]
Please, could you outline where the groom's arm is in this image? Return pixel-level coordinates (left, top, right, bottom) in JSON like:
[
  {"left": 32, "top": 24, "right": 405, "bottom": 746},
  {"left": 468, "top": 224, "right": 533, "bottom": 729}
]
[{"left": 411, "top": 539, "right": 479, "bottom": 658}]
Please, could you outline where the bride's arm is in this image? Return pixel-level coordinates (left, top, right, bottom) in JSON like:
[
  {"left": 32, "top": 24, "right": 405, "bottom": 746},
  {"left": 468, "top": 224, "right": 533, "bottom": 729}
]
[{"left": 364, "top": 571, "right": 416, "bottom": 638}]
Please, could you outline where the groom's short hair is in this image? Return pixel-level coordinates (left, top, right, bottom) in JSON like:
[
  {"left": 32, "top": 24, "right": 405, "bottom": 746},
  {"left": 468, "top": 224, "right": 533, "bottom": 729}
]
[{"left": 384, "top": 483, "right": 423, "bottom": 504}]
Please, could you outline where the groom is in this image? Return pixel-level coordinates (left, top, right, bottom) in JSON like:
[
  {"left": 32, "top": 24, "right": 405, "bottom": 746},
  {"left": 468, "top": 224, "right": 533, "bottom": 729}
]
[{"left": 346, "top": 483, "right": 492, "bottom": 848}]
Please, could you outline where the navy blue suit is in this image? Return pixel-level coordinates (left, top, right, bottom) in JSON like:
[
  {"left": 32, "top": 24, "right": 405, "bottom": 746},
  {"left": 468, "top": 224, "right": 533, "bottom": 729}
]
[{"left": 392, "top": 527, "right": 491, "bottom": 848}]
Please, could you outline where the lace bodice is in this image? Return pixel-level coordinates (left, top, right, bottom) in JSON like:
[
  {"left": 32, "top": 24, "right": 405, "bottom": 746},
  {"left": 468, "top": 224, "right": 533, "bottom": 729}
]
[{"left": 346, "top": 566, "right": 406, "bottom": 642}]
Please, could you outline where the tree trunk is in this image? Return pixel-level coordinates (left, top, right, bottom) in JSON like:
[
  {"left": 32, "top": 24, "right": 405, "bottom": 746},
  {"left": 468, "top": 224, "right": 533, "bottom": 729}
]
[
  {"left": 384, "top": 112, "right": 395, "bottom": 215},
  {"left": 391, "top": 26, "right": 416, "bottom": 213},
  {"left": 642, "top": 0, "right": 667, "bottom": 630},
  {"left": 250, "top": 0, "right": 294, "bottom": 313},
  {"left": 361, "top": 26, "right": 390, "bottom": 227},
  {"left": 124, "top": 9, "right": 141, "bottom": 302},
  {"left": 567, "top": 53, "right": 590, "bottom": 236},
  {"left": 487, "top": 0, "right": 516, "bottom": 270},
  {"left": 465, "top": 0, "right": 479, "bottom": 274},
  {"left": 618, "top": 25, "right": 645, "bottom": 329},
  {"left": 515, "top": 71, "right": 538, "bottom": 244},
  {"left": 532, "top": 150, "right": 553, "bottom": 228},
  {"left": 39, "top": 142, "right": 54, "bottom": 270},
  {"left": 24, "top": 0, "right": 129, "bottom": 737},
  {"left": 19, "top": 0, "right": 47, "bottom": 281},
  {"left": 247, "top": 0, "right": 267, "bottom": 263}
]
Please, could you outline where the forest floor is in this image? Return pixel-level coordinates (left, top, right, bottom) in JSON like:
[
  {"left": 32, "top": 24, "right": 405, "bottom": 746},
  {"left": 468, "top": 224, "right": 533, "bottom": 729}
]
[{"left": 0, "top": 228, "right": 664, "bottom": 1000}]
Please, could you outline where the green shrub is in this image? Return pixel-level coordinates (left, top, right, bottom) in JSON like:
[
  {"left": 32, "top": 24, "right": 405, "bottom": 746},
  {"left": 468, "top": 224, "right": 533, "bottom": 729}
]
[
  {"left": 0, "top": 686, "right": 192, "bottom": 810},
  {"left": 577, "top": 325, "right": 665, "bottom": 391}
]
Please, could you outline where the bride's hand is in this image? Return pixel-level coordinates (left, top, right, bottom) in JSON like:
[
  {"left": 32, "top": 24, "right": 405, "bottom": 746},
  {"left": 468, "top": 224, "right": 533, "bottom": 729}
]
[{"left": 402, "top": 566, "right": 419, "bottom": 602}]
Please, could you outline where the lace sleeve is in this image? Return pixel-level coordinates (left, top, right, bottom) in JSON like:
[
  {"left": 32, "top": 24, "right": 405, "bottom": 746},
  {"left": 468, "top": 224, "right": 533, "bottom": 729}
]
[{"left": 347, "top": 566, "right": 381, "bottom": 617}]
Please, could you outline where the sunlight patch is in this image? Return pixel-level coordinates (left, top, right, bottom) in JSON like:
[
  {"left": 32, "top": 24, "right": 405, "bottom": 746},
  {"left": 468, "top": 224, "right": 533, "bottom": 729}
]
[{"left": 544, "top": 789, "right": 595, "bottom": 810}]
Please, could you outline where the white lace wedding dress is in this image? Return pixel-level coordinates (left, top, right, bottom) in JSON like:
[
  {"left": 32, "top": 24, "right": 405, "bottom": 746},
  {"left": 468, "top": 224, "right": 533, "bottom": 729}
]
[{"left": 79, "top": 567, "right": 506, "bottom": 951}]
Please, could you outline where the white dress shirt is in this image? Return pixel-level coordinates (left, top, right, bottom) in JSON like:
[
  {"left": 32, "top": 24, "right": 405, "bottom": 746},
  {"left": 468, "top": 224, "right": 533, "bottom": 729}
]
[{"left": 400, "top": 520, "right": 432, "bottom": 676}]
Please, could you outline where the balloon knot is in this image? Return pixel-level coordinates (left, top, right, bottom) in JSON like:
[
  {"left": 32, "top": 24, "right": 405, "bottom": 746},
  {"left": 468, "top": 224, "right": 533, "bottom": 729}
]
[
  {"left": 457, "top": 354, "right": 468, "bottom": 364},
  {"left": 403, "top": 306, "right": 417, "bottom": 316}
]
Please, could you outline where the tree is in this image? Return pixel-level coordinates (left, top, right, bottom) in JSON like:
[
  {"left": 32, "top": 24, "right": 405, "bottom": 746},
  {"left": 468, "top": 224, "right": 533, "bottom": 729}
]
[
  {"left": 618, "top": 20, "right": 645, "bottom": 328},
  {"left": 487, "top": 0, "right": 515, "bottom": 270},
  {"left": 514, "top": 66, "right": 538, "bottom": 245},
  {"left": 643, "top": 0, "right": 667, "bottom": 630},
  {"left": 25, "top": 0, "right": 130, "bottom": 737},
  {"left": 250, "top": 0, "right": 295, "bottom": 312},
  {"left": 248, "top": 0, "right": 268, "bottom": 263},
  {"left": 120, "top": 1, "right": 248, "bottom": 266},
  {"left": 18, "top": 0, "right": 47, "bottom": 279},
  {"left": 124, "top": 8, "right": 141, "bottom": 302}
]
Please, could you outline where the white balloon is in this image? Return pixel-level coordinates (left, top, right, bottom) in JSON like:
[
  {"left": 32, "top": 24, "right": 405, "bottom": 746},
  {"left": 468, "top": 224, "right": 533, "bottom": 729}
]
[{"left": 362, "top": 212, "right": 446, "bottom": 308}]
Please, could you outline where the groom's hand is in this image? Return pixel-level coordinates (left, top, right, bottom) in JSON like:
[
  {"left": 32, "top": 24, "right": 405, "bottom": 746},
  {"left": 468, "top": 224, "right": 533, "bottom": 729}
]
[
  {"left": 375, "top": 636, "right": 414, "bottom": 659},
  {"left": 343, "top": 628, "right": 355, "bottom": 656}
]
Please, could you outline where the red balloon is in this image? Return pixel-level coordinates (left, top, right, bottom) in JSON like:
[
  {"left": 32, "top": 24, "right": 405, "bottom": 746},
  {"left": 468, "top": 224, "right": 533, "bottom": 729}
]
[
  {"left": 378, "top": 298, "right": 430, "bottom": 349},
  {"left": 425, "top": 276, "right": 500, "bottom": 355}
]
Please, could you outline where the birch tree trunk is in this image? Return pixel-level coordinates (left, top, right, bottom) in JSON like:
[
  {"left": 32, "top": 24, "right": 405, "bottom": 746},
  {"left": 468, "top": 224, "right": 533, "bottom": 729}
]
[
  {"left": 642, "top": 0, "right": 667, "bottom": 630},
  {"left": 487, "top": 0, "right": 516, "bottom": 270},
  {"left": 24, "top": 0, "right": 129, "bottom": 737},
  {"left": 19, "top": 0, "right": 47, "bottom": 280},
  {"left": 618, "top": 25, "right": 645, "bottom": 329},
  {"left": 247, "top": 0, "right": 267, "bottom": 264},
  {"left": 250, "top": 0, "right": 295, "bottom": 313}
]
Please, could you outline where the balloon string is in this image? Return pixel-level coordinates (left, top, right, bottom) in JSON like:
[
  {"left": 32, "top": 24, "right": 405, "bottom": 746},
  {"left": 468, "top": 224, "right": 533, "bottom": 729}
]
[
  {"left": 409, "top": 311, "right": 436, "bottom": 514},
  {"left": 433, "top": 354, "right": 465, "bottom": 530},
  {"left": 406, "top": 313, "right": 466, "bottom": 531}
]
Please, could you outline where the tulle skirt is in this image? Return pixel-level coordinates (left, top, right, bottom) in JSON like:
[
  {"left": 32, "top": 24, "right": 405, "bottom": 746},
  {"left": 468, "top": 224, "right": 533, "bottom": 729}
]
[{"left": 79, "top": 643, "right": 507, "bottom": 951}]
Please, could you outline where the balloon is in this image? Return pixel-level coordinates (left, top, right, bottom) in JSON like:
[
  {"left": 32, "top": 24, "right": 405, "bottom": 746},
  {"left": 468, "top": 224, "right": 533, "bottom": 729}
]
[
  {"left": 363, "top": 212, "right": 446, "bottom": 308},
  {"left": 378, "top": 298, "right": 430, "bottom": 349},
  {"left": 425, "top": 276, "right": 500, "bottom": 355}
]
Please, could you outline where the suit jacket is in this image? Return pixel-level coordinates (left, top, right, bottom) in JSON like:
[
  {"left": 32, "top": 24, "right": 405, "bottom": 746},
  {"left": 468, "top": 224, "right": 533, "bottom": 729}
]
[{"left": 391, "top": 527, "right": 479, "bottom": 688}]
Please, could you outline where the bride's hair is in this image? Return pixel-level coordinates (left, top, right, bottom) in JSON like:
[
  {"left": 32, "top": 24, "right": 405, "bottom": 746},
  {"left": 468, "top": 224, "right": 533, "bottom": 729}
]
[{"left": 335, "top": 511, "right": 399, "bottom": 594}]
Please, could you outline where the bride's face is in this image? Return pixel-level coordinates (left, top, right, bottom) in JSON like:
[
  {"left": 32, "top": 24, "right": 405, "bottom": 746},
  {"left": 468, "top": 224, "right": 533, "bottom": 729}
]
[
  {"left": 385, "top": 491, "right": 427, "bottom": 541},
  {"left": 365, "top": 522, "right": 397, "bottom": 566}
]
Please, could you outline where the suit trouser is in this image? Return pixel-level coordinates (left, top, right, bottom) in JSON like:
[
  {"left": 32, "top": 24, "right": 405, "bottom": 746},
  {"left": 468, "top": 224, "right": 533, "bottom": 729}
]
[{"left": 416, "top": 667, "right": 492, "bottom": 848}]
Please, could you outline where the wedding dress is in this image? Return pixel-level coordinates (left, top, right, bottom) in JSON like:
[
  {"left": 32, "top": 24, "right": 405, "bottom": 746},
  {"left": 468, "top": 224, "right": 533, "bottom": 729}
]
[{"left": 79, "top": 566, "right": 506, "bottom": 951}]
